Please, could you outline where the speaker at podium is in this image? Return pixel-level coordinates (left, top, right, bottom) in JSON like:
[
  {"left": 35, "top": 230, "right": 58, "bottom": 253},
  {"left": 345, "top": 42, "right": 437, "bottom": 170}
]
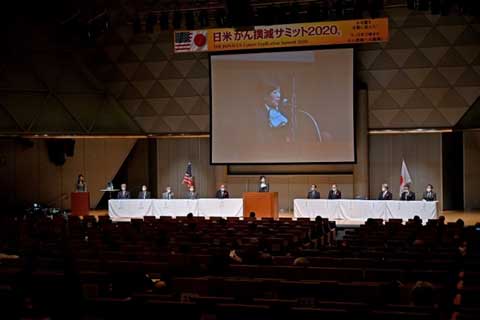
[{"left": 242, "top": 192, "right": 279, "bottom": 219}]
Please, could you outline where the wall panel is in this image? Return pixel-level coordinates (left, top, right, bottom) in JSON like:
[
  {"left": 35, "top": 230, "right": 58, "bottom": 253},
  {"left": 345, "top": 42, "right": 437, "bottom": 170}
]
[{"left": 369, "top": 133, "right": 442, "bottom": 208}]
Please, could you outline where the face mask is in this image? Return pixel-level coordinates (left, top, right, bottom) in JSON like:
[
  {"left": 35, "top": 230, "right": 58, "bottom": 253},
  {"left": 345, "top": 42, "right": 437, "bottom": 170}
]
[
  {"left": 121, "top": 187, "right": 126, "bottom": 191},
  {"left": 427, "top": 188, "right": 432, "bottom": 192},
  {"left": 332, "top": 188, "right": 337, "bottom": 192},
  {"left": 167, "top": 189, "right": 171, "bottom": 193},
  {"left": 190, "top": 188, "right": 194, "bottom": 192},
  {"left": 382, "top": 187, "right": 386, "bottom": 192},
  {"left": 220, "top": 188, "right": 225, "bottom": 192},
  {"left": 142, "top": 187, "right": 147, "bottom": 191},
  {"left": 311, "top": 187, "right": 315, "bottom": 191}
]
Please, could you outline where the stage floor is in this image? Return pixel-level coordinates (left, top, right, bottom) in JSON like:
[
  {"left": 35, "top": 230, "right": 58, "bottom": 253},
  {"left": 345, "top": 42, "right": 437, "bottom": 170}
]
[{"left": 87, "top": 209, "right": 480, "bottom": 226}]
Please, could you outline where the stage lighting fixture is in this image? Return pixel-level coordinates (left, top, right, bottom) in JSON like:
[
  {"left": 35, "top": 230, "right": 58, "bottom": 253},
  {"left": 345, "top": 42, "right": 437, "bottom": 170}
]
[
  {"left": 441, "top": 1, "right": 451, "bottom": 16},
  {"left": 307, "top": 2, "right": 323, "bottom": 22},
  {"left": 431, "top": 0, "right": 440, "bottom": 14},
  {"left": 406, "top": 0, "right": 415, "bottom": 10},
  {"left": 226, "top": 0, "right": 252, "bottom": 28},
  {"left": 216, "top": 9, "right": 227, "bottom": 27},
  {"left": 289, "top": 1, "right": 301, "bottom": 23},
  {"left": 185, "top": 11, "right": 195, "bottom": 29},
  {"left": 369, "top": 0, "right": 383, "bottom": 18},
  {"left": 145, "top": 13, "right": 156, "bottom": 33},
  {"left": 418, "top": 0, "right": 429, "bottom": 11},
  {"left": 173, "top": 11, "right": 183, "bottom": 29},
  {"left": 160, "top": 12, "right": 169, "bottom": 30},
  {"left": 335, "top": 0, "right": 344, "bottom": 19},
  {"left": 199, "top": 9, "right": 208, "bottom": 27},
  {"left": 133, "top": 15, "right": 142, "bottom": 34}
]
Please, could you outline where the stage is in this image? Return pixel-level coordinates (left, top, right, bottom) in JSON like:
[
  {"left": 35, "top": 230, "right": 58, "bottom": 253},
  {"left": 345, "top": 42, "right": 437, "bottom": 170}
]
[{"left": 85, "top": 208, "right": 480, "bottom": 226}]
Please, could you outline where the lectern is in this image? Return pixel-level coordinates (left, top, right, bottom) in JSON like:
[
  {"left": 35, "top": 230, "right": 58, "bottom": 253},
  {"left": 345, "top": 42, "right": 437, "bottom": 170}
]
[
  {"left": 71, "top": 192, "right": 90, "bottom": 216},
  {"left": 243, "top": 192, "right": 279, "bottom": 219}
]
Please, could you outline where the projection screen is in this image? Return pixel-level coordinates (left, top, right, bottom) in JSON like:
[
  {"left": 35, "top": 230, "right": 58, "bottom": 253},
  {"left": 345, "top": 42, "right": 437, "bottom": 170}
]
[{"left": 210, "top": 48, "right": 355, "bottom": 164}]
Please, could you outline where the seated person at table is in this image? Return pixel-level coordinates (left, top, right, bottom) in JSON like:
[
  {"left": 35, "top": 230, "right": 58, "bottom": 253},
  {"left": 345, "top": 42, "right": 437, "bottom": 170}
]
[
  {"left": 422, "top": 184, "right": 437, "bottom": 201},
  {"left": 328, "top": 184, "right": 342, "bottom": 199},
  {"left": 258, "top": 176, "right": 269, "bottom": 192},
  {"left": 400, "top": 184, "right": 416, "bottom": 201},
  {"left": 215, "top": 184, "right": 229, "bottom": 199},
  {"left": 162, "top": 186, "right": 174, "bottom": 199},
  {"left": 117, "top": 183, "right": 130, "bottom": 199},
  {"left": 186, "top": 186, "right": 198, "bottom": 199},
  {"left": 138, "top": 185, "right": 151, "bottom": 199},
  {"left": 378, "top": 183, "right": 393, "bottom": 200},
  {"left": 307, "top": 184, "right": 320, "bottom": 199}
]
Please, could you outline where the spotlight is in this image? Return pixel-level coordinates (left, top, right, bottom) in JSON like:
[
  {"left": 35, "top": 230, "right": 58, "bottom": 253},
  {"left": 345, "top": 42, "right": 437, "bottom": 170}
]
[
  {"left": 173, "top": 11, "right": 183, "bottom": 29},
  {"left": 199, "top": 9, "right": 208, "bottom": 27},
  {"left": 335, "top": 0, "right": 344, "bottom": 19},
  {"left": 369, "top": 0, "right": 383, "bottom": 18},
  {"left": 418, "top": 0, "right": 429, "bottom": 11},
  {"left": 160, "top": 12, "right": 169, "bottom": 30},
  {"left": 216, "top": 9, "right": 227, "bottom": 27},
  {"left": 133, "top": 15, "right": 142, "bottom": 34},
  {"left": 431, "top": 0, "right": 440, "bottom": 14},
  {"left": 145, "top": 13, "right": 156, "bottom": 33},
  {"left": 185, "top": 11, "right": 195, "bottom": 29},
  {"left": 406, "top": 0, "right": 414, "bottom": 10},
  {"left": 289, "top": 2, "right": 301, "bottom": 23}
]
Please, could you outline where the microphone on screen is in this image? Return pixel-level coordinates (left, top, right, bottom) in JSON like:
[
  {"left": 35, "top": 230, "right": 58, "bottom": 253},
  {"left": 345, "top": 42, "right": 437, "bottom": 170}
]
[{"left": 281, "top": 98, "right": 290, "bottom": 106}]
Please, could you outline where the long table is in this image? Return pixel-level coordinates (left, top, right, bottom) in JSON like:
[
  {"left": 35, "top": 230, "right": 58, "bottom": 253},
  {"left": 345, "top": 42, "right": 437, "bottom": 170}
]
[
  {"left": 294, "top": 199, "right": 438, "bottom": 222},
  {"left": 108, "top": 199, "right": 243, "bottom": 220},
  {"left": 109, "top": 198, "right": 439, "bottom": 223}
]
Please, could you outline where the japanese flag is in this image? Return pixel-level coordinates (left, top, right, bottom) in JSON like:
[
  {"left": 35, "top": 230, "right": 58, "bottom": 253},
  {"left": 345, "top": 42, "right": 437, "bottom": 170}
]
[
  {"left": 400, "top": 159, "right": 412, "bottom": 196},
  {"left": 191, "top": 30, "right": 208, "bottom": 52}
]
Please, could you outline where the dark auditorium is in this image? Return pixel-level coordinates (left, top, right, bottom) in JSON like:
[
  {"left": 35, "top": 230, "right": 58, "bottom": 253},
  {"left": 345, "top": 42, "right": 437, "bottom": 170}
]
[{"left": 2, "top": 1, "right": 480, "bottom": 319}]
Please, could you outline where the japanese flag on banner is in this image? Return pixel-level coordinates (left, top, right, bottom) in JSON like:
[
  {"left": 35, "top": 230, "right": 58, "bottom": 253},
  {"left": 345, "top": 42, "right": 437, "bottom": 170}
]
[
  {"left": 174, "top": 30, "right": 208, "bottom": 53},
  {"left": 400, "top": 159, "right": 412, "bottom": 196}
]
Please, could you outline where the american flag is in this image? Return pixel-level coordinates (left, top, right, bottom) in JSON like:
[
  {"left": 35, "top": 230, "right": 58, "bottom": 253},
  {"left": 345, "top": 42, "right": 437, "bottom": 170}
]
[
  {"left": 182, "top": 162, "right": 194, "bottom": 187},
  {"left": 175, "top": 32, "right": 192, "bottom": 52}
]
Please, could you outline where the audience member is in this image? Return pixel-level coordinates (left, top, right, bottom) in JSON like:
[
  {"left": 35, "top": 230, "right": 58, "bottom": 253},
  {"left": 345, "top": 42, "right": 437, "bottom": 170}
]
[{"left": 410, "top": 281, "right": 434, "bottom": 306}]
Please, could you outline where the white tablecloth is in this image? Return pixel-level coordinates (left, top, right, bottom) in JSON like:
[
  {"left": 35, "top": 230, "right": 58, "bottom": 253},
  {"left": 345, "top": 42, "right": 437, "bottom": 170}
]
[
  {"left": 108, "top": 199, "right": 243, "bottom": 220},
  {"left": 293, "top": 199, "right": 438, "bottom": 222},
  {"left": 197, "top": 199, "right": 243, "bottom": 218}
]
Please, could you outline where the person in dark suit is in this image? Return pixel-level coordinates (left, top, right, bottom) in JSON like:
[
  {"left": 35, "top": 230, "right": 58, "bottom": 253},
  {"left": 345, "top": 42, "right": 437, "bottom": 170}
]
[
  {"left": 258, "top": 176, "right": 269, "bottom": 192},
  {"left": 138, "top": 185, "right": 151, "bottom": 199},
  {"left": 328, "top": 184, "right": 342, "bottom": 199},
  {"left": 378, "top": 184, "right": 393, "bottom": 200},
  {"left": 307, "top": 185, "right": 320, "bottom": 199},
  {"left": 186, "top": 186, "right": 198, "bottom": 199},
  {"left": 422, "top": 184, "right": 437, "bottom": 201},
  {"left": 400, "top": 184, "right": 416, "bottom": 201},
  {"left": 162, "top": 186, "right": 174, "bottom": 199},
  {"left": 117, "top": 183, "right": 130, "bottom": 199},
  {"left": 215, "top": 184, "right": 229, "bottom": 199}
]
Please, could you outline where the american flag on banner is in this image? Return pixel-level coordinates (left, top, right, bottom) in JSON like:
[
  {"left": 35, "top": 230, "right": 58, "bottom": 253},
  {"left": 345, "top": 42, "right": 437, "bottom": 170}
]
[
  {"left": 174, "top": 30, "right": 208, "bottom": 53},
  {"left": 182, "top": 162, "right": 194, "bottom": 187}
]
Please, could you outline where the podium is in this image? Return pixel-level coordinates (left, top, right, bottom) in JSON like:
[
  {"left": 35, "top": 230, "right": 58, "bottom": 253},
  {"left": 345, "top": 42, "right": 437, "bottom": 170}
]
[
  {"left": 243, "top": 192, "right": 279, "bottom": 219},
  {"left": 71, "top": 192, "right": 90, "bottom": 216}
]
